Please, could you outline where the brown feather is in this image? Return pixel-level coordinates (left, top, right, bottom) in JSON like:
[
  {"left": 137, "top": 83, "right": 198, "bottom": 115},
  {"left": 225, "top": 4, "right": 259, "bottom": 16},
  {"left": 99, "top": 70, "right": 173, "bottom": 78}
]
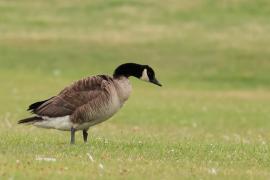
[{"left": 32, "top": 75, "right": 113, "bottom": 120}]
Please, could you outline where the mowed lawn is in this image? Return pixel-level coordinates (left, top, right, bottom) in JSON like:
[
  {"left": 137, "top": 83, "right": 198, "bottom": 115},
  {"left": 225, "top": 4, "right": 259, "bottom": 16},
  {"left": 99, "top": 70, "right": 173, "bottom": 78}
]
[{"left": 1, "top": 0, "right": 270, "bottom": 179}]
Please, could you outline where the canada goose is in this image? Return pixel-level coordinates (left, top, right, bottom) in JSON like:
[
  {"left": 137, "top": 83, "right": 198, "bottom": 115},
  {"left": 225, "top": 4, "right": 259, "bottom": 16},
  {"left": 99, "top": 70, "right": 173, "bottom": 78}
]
[{"left": 18, "top": 63, "right": 161, "bottom": 144}]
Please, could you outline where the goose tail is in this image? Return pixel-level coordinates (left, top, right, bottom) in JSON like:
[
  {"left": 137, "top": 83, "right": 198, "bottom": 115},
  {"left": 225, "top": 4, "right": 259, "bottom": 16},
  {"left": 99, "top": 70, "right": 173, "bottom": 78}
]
[{"left": 18, "top": 116, "right": 43, "bottom": 124}]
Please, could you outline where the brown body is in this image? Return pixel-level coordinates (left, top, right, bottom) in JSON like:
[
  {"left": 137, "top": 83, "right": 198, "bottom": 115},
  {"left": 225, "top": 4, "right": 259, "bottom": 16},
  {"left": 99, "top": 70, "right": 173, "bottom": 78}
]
[{"left": 22, "top": 75, "right": 132, "bottom": 131}]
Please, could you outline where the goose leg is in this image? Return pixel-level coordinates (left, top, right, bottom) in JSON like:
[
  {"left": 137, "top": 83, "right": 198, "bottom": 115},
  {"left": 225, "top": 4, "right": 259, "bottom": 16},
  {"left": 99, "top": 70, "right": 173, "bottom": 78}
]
[
  {"left": 70, "top": 127, "right": 76, "bottom": 144},
  {"left": 83, "top": 130, "right": 88, "bottom": 143}
]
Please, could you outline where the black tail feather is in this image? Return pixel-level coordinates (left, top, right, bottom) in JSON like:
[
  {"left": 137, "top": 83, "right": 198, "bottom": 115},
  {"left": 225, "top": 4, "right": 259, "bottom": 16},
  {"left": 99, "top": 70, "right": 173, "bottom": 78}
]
[
  {"left": 18, "top": 116, "right": 43, "bottom": 124},
  {"left": 28, "top": 97, "right": 54, "bottom": 112}
]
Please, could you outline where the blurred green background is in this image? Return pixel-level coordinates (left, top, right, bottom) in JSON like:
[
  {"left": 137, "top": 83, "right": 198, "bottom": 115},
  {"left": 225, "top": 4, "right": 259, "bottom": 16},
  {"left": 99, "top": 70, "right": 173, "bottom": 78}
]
[{"left": 1, "top": 0, "right": 270, "bottom": 179}]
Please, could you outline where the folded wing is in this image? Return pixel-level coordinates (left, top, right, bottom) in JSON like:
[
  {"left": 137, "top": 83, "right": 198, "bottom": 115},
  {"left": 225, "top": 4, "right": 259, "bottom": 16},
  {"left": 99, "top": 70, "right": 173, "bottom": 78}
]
[{"left": 29, "top": 75, "right": 112, "bottom": 118}]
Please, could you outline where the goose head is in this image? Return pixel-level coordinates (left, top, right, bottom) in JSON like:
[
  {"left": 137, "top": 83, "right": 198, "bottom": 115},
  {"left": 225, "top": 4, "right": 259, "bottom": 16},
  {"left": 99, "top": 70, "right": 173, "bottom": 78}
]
[{"left": 113, "top": 63, "right": 162, "bottom": 86}]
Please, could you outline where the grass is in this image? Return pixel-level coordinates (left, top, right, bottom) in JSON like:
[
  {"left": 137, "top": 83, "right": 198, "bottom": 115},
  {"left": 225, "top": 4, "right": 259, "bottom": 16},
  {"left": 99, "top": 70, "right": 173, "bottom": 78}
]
[{"left": 1, "top": 0, "right": 270, "bottom": 179}]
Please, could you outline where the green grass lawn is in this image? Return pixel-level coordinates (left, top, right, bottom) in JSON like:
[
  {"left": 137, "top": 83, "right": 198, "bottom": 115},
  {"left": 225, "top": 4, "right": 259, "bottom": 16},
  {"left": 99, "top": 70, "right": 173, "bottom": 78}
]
[{"left": 1, "top": 0, "right": 270, "bottom": 179}]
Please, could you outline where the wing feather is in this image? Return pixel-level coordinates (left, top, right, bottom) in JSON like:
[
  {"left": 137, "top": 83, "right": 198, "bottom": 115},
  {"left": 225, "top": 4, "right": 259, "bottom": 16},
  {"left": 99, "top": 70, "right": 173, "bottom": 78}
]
[{"left": 32, "top": 75, "right": 112, "bottom": 117}]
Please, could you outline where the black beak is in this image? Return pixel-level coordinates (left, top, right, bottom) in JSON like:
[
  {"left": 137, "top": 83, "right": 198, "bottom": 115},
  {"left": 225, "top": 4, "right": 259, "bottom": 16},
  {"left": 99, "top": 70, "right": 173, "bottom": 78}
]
[{"left": 150, "top": 77, "right": 162, "bottom": 87}]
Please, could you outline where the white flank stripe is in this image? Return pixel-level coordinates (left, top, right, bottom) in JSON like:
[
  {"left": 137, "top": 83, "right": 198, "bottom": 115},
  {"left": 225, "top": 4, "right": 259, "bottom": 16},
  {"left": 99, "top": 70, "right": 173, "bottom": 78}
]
[{"left": 33, "top": 115, "right": 72, "bottom": 131}]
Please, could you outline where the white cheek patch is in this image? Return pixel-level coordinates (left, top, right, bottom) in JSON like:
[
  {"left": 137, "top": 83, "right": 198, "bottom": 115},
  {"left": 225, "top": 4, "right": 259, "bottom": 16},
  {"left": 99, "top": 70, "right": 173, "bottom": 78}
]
[{"left": 140, "top": 69, "right": 149, "bottom": 82}]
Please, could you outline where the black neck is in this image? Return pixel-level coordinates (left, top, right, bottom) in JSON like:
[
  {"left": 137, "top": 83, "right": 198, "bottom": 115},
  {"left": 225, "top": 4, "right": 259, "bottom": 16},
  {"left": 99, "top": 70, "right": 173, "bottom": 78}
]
[{"left": 113, "top": 63, "right": 144, "bottom": 78}]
